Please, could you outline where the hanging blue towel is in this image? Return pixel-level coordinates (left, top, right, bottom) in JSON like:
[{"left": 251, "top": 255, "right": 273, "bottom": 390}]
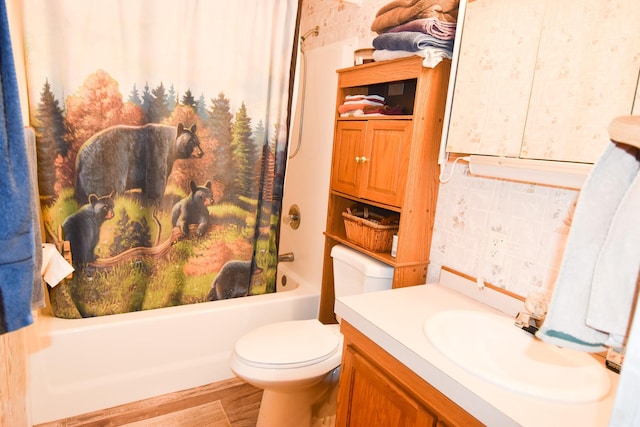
[
  {"left": 0, "top": 0, "right": 36, "bottom": 334},
  {"left": 537, "top": 140, "right": 640, "bottom": 352}
]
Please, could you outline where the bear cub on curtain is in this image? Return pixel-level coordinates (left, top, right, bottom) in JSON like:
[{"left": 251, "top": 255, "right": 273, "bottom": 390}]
[
  {"left": 207, "top": 260, "right": 263, "bottom": 301},
  {"left": 171, "top": 180, "right": 214, "bottom": 237},
  {"left": 62, "top": 193, "right": 115, "bottom": 269}
]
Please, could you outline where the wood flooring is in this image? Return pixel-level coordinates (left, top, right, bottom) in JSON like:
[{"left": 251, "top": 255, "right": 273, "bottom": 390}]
[{"left": 35, "top": 378, "right": 262, "bottom": 427}]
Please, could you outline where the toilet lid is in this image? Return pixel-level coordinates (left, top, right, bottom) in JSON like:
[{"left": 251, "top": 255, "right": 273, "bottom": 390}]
[{"left": 235, "top": 319, "right": 341, "bottom": 368}]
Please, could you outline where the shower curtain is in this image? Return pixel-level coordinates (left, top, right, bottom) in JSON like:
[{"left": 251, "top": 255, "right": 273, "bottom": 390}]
[{"left": 16, "top": 0, "right": 300, "bottom": 318}]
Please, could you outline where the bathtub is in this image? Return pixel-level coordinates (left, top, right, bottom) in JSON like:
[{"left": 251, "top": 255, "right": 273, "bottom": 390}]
[{"left": 27, "top": 264, "right": 320, "bottom": 424}]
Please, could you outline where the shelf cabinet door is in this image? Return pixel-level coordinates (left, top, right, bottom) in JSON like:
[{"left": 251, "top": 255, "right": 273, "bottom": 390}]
[
  {"left": 331, "top": 121, "right": 366, "bottom": 197},
  {"left": 361, "top": 120, "right": 412, "bottom": 207},
  {"left": 331, "top": 120, "right": 411, "bottom": 207}
]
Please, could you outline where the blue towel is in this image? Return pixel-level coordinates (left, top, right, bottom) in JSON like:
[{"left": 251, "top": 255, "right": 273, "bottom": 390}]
[
  {"left": 537, "top": 141, "right": 640, "bottom": 352},
  {"left": 372, "top": 31, "right": 454, "bottom": 53},
  {"left": 0, "top": 0, "right": 36, "bottom": 334}
]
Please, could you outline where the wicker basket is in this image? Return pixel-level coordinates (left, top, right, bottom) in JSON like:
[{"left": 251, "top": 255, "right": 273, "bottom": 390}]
[{"left": 342, "top": 207, "right": 399, "bottom": 253}]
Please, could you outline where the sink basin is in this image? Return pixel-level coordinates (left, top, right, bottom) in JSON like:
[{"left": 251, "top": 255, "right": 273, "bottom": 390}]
[{"left": 424, "top": 310, "right": 611, "bottom": 403}]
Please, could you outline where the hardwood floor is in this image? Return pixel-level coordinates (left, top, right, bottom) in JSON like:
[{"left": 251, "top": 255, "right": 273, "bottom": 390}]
[{"left": 35, "top": 378, "right": 262, "bottom": 427}]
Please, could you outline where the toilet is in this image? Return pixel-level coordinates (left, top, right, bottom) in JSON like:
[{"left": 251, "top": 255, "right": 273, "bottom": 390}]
[{"left": 229, "top": 244, "right": 393, "bottom": 427}]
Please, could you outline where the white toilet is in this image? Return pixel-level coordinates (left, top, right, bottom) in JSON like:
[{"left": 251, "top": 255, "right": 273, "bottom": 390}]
[{"left": 229, "top": 244, "right": 393, "bottom": 427}]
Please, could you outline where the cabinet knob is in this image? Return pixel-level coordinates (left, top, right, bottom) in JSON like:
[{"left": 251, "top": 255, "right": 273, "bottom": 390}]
[{"left": 355, "top": 156, "right": 368, "bottom": 163}]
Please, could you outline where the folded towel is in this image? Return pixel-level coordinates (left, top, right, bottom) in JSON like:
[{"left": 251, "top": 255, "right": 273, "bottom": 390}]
[
  {"left": 383, "top": 17, "right": 457, "bottom": 40},
  {"left": 537, "top": 141, "right": 640, "bottom": 352},
  {"left": 345, "top": 94, "right": 386, "bottom": 103},
  {"left": 372, "top": 46, "right": 452, "bottom": 68},
  {"left": 373, "top": 31, "right": 454, "bottom": 52},
  {"left": 372, "top": 0, "right": 460, "bottom": 33},
  {"left": 0, "top": 0, "right": 36, "bottom": 334},
  {"left": 342, "top": 99, "right": 384, "bottom": 107}
]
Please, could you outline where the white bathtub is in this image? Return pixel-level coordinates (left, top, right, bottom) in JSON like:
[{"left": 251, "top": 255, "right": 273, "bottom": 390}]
[{"left": 27, "top": 264, "right": 320, "bottom": 424}]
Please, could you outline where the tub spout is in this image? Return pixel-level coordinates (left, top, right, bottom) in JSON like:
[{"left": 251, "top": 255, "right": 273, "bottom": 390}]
[{"left": 278, "top": 252, "right": 295, "bottom": 262}]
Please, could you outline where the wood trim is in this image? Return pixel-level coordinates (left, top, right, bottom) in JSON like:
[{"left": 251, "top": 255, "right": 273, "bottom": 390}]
[
  {"left": 442, "top": 266, "right": 525, "bottom": 302},
  {"left": 609, "top": 115, "right": 640, "bottom": 148},
  {"left": 0, "top": 328, "right": 29, "bottom": 427}
]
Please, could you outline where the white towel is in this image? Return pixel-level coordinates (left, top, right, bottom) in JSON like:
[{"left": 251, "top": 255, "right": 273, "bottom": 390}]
[{"left": 537, "top": 141, "right": 640, "bottom": 352}]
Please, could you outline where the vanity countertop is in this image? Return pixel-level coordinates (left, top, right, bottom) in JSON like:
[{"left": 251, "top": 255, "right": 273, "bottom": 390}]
[{"left": 335, "top": 283, "right": 619, "bottom": 427}]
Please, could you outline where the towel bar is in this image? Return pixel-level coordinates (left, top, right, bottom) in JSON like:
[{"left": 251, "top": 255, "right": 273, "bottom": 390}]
[{"left": 609, "top": 116, "right": 640, "bottom": 149}]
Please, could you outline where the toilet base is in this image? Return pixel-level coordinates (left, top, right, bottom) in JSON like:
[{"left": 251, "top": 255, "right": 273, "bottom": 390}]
[{"left": 256, "top": 367, "right": 340, "bottom": 427}]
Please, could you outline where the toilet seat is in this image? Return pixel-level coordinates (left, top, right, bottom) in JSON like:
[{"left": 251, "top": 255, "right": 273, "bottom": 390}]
[{"left": 234, "top": 319, "right": 341, "bottom": 369}]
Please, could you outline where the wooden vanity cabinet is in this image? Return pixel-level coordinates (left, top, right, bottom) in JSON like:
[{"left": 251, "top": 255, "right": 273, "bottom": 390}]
[
  {"left": 320, "top": 56, "right": 451, "bottom": 323},
  {"left": 336, "top": 321, "right": 482, "bottom": 427}
]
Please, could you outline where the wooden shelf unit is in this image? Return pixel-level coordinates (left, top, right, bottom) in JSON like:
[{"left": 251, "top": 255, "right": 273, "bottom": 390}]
[{"left": 319, "top": 56, "right": 451, "bottom": 323}]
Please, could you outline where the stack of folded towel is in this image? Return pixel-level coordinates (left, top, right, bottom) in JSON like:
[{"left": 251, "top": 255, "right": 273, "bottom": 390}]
[
  {"left": 338, "top": 94, "right": 403, "bottom": 117},
  {"left": 370, "top": 0, "right": 460, "bottom": 68}
]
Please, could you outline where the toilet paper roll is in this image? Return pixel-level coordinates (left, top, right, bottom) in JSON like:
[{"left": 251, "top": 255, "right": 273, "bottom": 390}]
[{"left": 41, "top": 243, "right": 74, "bottom": 287}]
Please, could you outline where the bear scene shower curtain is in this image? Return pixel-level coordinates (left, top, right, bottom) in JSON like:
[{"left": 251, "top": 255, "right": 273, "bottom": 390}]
[{"left": 15, "top": 0, "right": 300, "bottom": 318}]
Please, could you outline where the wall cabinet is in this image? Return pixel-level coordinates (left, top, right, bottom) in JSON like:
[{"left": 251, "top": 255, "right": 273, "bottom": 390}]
[
  {"left": 331, "top": 120, "right": 412, "bottom": 207},
  {"left": 319, "top": 56, "right": 451, "bottom": 323},
  {"left": 336, "top": 321, "right": 482, "bottom": 427},
  {"left": 446, "top": 0, "right": 640, "bottom": 163}
]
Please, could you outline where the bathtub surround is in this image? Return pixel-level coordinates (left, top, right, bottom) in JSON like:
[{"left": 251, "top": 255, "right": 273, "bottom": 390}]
[{"left": 0, "top": 0, "right": 37, "bottom": 334}]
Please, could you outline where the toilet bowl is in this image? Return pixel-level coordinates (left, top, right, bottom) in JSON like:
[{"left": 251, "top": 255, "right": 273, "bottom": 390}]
[
  {"left": 230, "top": 319, "right": 342, "bottom": 427},
  {"left": 229, "top": 245, "right": 393, "bottom": 427}
]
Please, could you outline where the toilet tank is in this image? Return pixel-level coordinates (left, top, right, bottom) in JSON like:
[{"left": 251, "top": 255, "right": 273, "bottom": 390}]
[{"left": 330, "top": 245, "right": 393, "bottom": 298}]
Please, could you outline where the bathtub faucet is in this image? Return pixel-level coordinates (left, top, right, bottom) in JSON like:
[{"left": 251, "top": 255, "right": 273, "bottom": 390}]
[{"left": 278, "top": 252, "right": 295, "bottom": 262}]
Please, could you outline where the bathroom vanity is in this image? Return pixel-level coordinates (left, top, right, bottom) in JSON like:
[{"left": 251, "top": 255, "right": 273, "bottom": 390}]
[
  {"left": 334, "top": 271, "right": 619, "bottom": 426},
  {"left": 336, "top": 320, "right": 481, "bottom": 426}
]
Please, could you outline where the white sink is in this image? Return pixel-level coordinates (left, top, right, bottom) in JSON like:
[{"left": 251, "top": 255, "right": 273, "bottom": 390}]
[{"left": 424, "top": 309, "right": 611, "bottom": 403}]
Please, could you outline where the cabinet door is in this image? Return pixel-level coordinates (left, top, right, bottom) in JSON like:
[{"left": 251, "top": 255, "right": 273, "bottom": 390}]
[
  {"left": 446, "top": 0, "right": 640, "bottom": 163},
  {"left": 331, "top": 121, "right": 366, "bottom": 197},
  {"left": 522, "top": 0, "right": 640, "bottom": 162},
  {"left": 360, "top": 120, "right": 412, "bottom": 207},
  {"left": 337, "top": 346, "right": 435, "bottom": 427},
  {"left": 446, "top": 0, "right": 543, "bottom": 156}
]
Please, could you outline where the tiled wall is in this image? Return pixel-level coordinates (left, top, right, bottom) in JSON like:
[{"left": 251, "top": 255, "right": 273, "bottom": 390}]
[
  {"left": 428, "top": 162, "right": 578, "bottom": 297},
  {"left": 299, "top": 0, "right": 580, "bottom": 298}
]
